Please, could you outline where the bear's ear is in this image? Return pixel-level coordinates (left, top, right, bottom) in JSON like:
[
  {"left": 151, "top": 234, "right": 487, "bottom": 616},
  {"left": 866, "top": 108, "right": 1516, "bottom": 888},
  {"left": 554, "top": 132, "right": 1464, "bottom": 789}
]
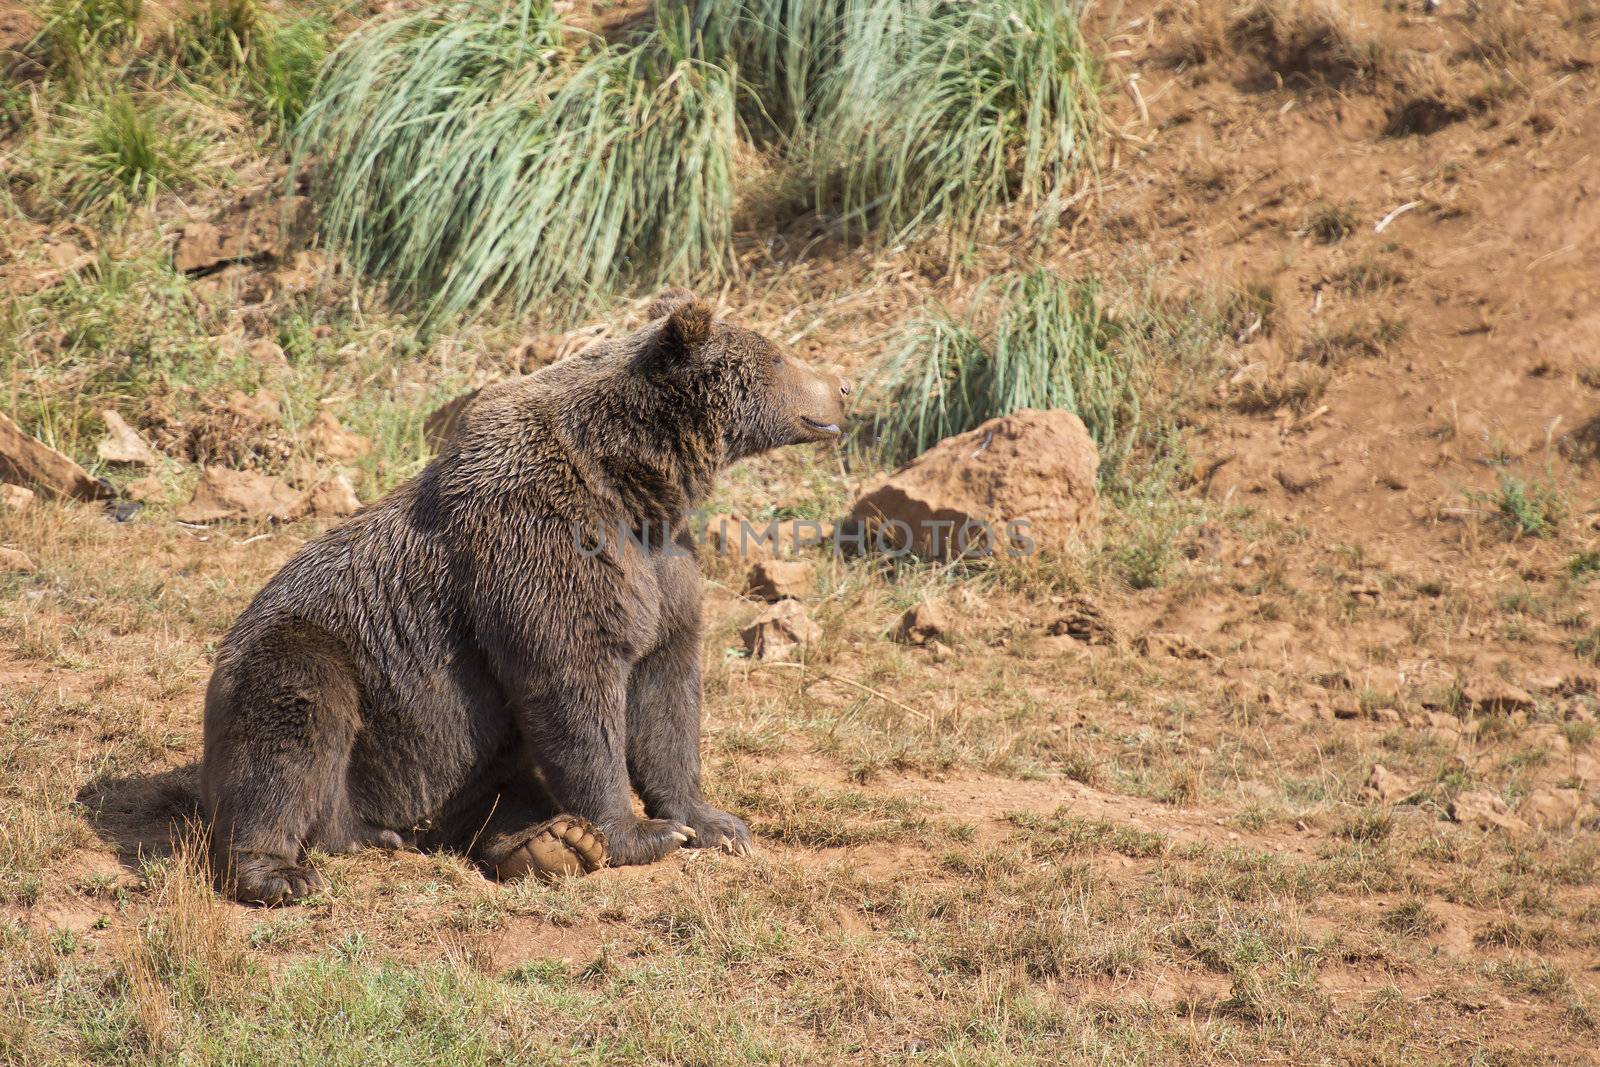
[
  {"left": 661, "top": 300, "right": 713, "bottom": 352},
  {"left": 648, "top": 286, "right": 700, "bottom": 321},
  {"left": 639, "top": 297, "right": 713, "bottom": 374}
]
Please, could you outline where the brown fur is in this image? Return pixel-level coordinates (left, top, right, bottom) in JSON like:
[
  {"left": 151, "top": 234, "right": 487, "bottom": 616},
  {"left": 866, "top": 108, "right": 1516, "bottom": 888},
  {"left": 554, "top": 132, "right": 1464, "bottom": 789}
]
[{"left": 200, "top": 292, "right": 849, "bottom": 905}]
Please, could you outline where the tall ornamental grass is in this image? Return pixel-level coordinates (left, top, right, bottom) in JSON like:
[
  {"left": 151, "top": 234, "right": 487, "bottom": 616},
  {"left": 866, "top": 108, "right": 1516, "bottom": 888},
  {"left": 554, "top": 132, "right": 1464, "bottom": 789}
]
[
  {"left": 294, "top": 0, "right": 1099, "bottom": 325},
  {"left": 295, "top": 1, "right": 734, "bottom": 327}
]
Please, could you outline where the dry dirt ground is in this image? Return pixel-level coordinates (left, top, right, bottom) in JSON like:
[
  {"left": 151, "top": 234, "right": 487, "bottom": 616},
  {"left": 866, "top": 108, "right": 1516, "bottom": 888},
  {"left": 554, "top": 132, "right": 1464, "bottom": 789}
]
[{"left": 3, "top": 1, "right": 1600, "bottom": 1063}]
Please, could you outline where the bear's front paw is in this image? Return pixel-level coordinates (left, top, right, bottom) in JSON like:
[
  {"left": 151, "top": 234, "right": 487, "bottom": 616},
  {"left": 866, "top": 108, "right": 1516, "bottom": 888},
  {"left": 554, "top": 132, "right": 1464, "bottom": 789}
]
[
  {"left": 664, "top": 804, "right": 754, "bottom": 857},
  {"left": 602, "top": 817, "right": 696, "bottom": 866},
  {"left": 227, "top": 852, "right": 325, "bottom": 907}
]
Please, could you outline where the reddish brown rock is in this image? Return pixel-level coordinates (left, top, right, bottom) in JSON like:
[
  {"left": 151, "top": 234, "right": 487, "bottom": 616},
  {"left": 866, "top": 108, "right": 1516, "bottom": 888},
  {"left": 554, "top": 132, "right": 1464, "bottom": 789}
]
[
  {"left": 176, "top": 467, "right": 305, "bottom": 523},
  {"left": 96, "top": 410, "right": 160, "bottom": 467},
  {"left": 308, "top": 473, "right": 362, "bottom": 518},
  {"left": 1521, "top": 788, "right": 1586, "bottom": 831},
  {"left": 1363, "top": 764, "right": 1415, "bottom": 804},
  {"left": 849, "top": 409, "right": 1098, "bottom": 560},
  {"left": 740, "top": 599, "right": 821, "bottom": 661},
  {"left": 1450, "top": 790, "right": 1529, "bottom": 833},
  {"left": 0, "top": 483, "right": 34, "bottom": 511},
  {"left": 0, "top": 411, "right": 113, "bottom": 501},
  {"left": 745, "top": 559, "right": 814, "bottom": 602},
  {"left": 0, "top": 547, "right": 35, "bottom": 573},
  {"left": 305, "top": 411, "right": 371, "bottom": 463},
  {"left": 896, "top": 599, "right": 951, "bottom": 646},
  {"left": 1463, "top": 677, "right": 1536, "bottom": 714}
]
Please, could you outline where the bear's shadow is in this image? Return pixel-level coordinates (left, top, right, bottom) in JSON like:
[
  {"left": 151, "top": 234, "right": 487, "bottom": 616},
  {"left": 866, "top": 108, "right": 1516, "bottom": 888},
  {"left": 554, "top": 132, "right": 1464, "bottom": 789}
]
[{"left": 76, "top": 763, "right": 204, "bottom": 870}]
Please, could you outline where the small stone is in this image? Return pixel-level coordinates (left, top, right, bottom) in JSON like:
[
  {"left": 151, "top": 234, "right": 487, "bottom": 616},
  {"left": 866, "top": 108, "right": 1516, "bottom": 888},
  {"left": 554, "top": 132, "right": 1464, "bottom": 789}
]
[
  {"left": 1372, "top": 707, "right": 1403, "bottom": 724},
  {"left": 744, "top": 559, "right": 814, "bottom": 602},
  {"left": 0, "top": 411, "right": 113, "bottom": 501},
  {"left": 305, "top": 411, "right": 371, "bottom": 463},
  {"left": 740, "top": 599, "right": 821, "bottom": 661},
  {"left": 707, "top": 514, "right": 833, "bottom": 559},
  {"left": 1521, "top": 788, "right": 1586, "bottom": 831},
  {"left": 1332, "top": 694, "right": 1362, "bottom": 720},
  {"left": 1463, "top": 677, "right": 1536, "bottom": 714},
  {"left": 247, "top": 338, "right": 289, "bottom": 374},
  {"left": 308, "top": 473, "right": 362, "bottom": 518},
  {"left": 1046, "top": 597, "right": 1117, "bottom": 645},
  {"left": 123, "top": 476, "right": 165, "bottom": 503},
  {"left": 1575, "top": 753, "right": 1600, "bottom": 787},
  {"left": 176, "top": 467, "right": 305, "bottom": 523},
  {"left": 0, "top": 547, "right": 34, "bottom": 572},
  {"left": 96, "top": 410, "right": 160, "bottom": 467},
  {"left": 0, "top": 483, "right": 34, "bottom": 511},
  {"left": 897, "top": 599, "right": 951, "bottom": 646},
  {"left": 1364, "top": 764, "right": 1415, "bottom": 804},
  {"left": 1450, "top": 790, "right": 1529, "bottom": 833},
  {"left": 1135, "top": 633, "right": 1218, "bottom": 661},
  {"left": 1273, "top": 461, "right": 1328, "bottom": 493}
]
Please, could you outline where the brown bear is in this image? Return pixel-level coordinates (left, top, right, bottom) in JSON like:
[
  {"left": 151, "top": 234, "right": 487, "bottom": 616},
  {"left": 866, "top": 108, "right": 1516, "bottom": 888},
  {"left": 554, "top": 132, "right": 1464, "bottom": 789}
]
[{"left": 200, "top": 290, "right": 849, "bottom": 905}]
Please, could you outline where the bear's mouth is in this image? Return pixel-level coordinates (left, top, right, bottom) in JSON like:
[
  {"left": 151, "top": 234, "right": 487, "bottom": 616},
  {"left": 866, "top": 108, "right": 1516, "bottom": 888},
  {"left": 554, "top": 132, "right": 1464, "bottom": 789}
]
[{"left": 800, "top": 415, "right": 842, "bottom": 437}]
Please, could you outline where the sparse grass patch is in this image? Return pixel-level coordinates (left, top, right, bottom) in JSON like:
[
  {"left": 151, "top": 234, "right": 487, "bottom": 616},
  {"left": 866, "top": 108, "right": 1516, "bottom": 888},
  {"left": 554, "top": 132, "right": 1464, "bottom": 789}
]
[
  {"left": 1482, "top": 472, "right": 1568, "bottom": 538},
  {"left": 45, "top": 94, "right": 204, "bottom": 215},
  {"left": 1380, "top": 899, "right": 1442, "bottom": 937},
  {"left": 1300, "top": 314, "right": 1406, "bottom": 365},
  {"left": 859, "top": 269, "right": 1137, "bottom": 475},
  {"left": 1301, "top": 199, "right": 1358, "bottom": 243}
]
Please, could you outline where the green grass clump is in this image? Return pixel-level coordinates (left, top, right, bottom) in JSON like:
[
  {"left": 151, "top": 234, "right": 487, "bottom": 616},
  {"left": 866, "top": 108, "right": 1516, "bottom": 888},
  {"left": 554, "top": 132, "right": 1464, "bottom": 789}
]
[
  {"left": 859, "top": 269, "right": 1138, "bottom": 477},
  {"left": 49, "top": 94, "right": 202, "bottom": 214},
  {"left": 295, "top": 1, "right": 735, "bottom": 327},
  {"left": 1487, "top": 473, "right": 1567, "bottom": 538},
  {"left": 34, "top": 0, "right": 144, "bottom": 92},
  {"left": 170, "top": 0, "right": 332, "bottom": 129}
]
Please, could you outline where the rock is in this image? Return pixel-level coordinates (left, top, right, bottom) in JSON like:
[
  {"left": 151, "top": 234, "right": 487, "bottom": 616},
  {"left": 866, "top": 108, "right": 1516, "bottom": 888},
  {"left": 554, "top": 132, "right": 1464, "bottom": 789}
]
[
  {"left": 123, "top": 476, "right": 165, "bottom": 503},
  {"left": 1046, "top": 597, "right": 1117, "bottom": 645},
  {"left": 247, "top": 338, "right": 289, "bottom": 374},
  {"left": 423, "top": 390, "right": 482, "bottom": 451},
  {"left": 173, "top": 222, "right": 234, "bottom": 273},
  {"left": 0, "top": 483, "right": 34, "bottom": 511},
  {"left": 896, "top": 599, "right": 951, "bottom": 646},
  {"left": 308, "top": 473, "right": 362, "bottom": 518},
  {"left": 172, "top": 196, "right": 312, "bottom": 274},
  {"left": 1363, "top": 764, "right": 1415, "bottom": 804},
  {"left": 1373, "top": 707, "right": 1403, "bottom": 725},
  {"left": 1463, "top": 677, "right": 1536, "bottom": 714},
  {"left": 0, "top": 411, "right": 113, "bottom": 501},
  {"left": 95, "top": 410, "right": 160, "bottom": 467},
  {"left": 176, "top": 467, "right": 305, "bottom": 523},
  {"left": 1521, "top": 722, "right": 1571, "bottom": 756},
  {"left": 1273, "top": 461, "right": 1328, "bottom": 493},
  {"left": 1332, "top": 693, "right": 1362, "bottom": 720},
  {"left": 745, "top": 559, "right": 813, "bottom": 602},
  {"left": 1449, "top": 790, "right": 1529, "bottom": 833},
  {"left": 1521, "top": 788, "right": 1586, "bottom": 831},
  {"left": 228, "top": 389, "right": 281, "bottom": 424},
  {"left": 305, "top": 411, "right": 371, "bottom": 463},
  {"left": 1135, "top": 633, "right": 1218, "bottom": 661},
  {"left": 849, "top": 408, "right": 1098, "bottom": 560},
  {"left": 740, "top": 599, "right": 821, "bottom": 661},
  {"left": 1575, "top": 753, "right": 1600, "bottom": 788},
  {"left": 706, "top": 514, "right": 834, "bottom": 559},
  {"left": 0, "top": 547, "right": 34, "bottom": 573}
]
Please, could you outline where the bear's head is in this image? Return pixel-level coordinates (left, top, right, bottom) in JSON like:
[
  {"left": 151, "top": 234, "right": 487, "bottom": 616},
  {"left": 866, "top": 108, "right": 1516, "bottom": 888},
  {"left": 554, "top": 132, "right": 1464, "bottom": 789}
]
[{"left": 640, "top": 288, "right": 851, "bottom": 462}]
